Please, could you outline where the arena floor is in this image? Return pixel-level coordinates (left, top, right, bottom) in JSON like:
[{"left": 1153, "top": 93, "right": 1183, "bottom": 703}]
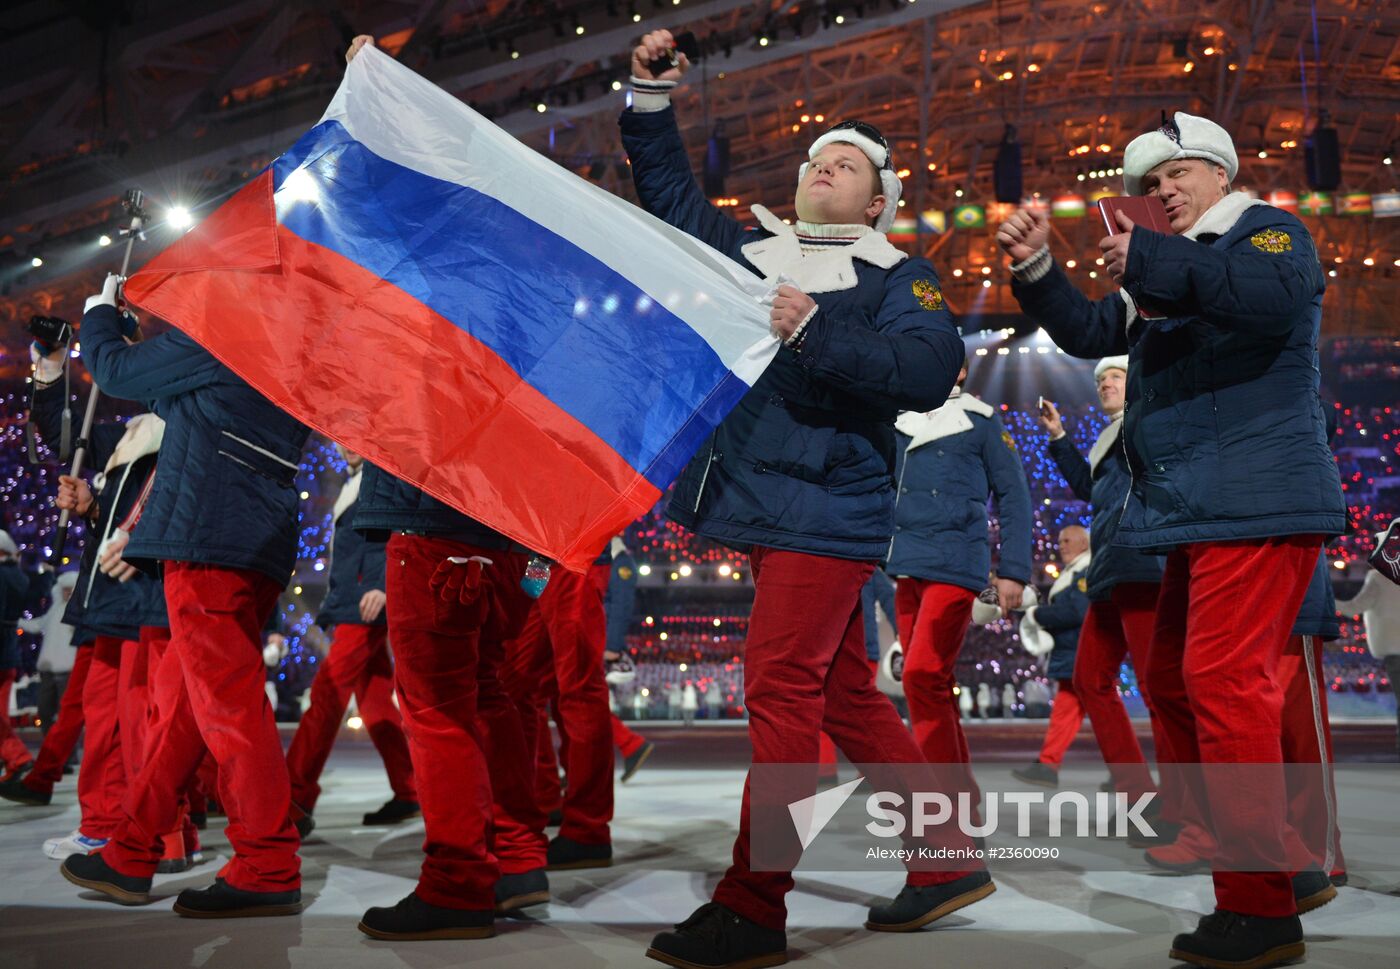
[{"left": 2, "top": 722, "right": 1397, "bottom": 969}]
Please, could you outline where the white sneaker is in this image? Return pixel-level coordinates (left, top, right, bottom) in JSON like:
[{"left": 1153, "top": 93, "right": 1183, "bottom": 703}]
[{"left": 43, "top": 830, "right": 109, "bottom": 860}]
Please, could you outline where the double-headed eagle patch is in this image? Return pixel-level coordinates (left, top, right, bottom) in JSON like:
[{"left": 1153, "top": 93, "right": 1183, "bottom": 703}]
[
  {"left": 1250, "top": 229, "right": 1292, "bottom": 254},
  {"left": 913, "top": 279, "right": 944, "bottom": 311}
]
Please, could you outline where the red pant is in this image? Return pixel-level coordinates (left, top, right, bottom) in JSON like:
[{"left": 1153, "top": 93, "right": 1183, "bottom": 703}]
[
  {"left": 1037, "top": 680, "right": 1084, "bottom": 769},
  {"left": 1072, "top": 583, "right": 1163, "bottom": 802},
  {"left": 101, "top": 564, "right": 297, "bottom": 891},
  {"left": 387, "top": 534, "right": 540, "bottom": 908},
  {"left": 22, "top": 646, "right": 94, "bottom": 794},
  {"left": 285, "top": 623, "right": 416, "bottom": 812},
  {"left": 77, "top": 637, "right": 128, "bottom": 839},
  {"left": 503, "top": 563, "right": 614, "bottom": 845},
  {"left": 536, "top": 704, "right": 564, "bottom": 813},
  {"left": 0, "top": 670, "right": 35, "bottom": 773},
  {"left": 612, "top": 712, "right": 645, "bottom": 759},
  {"left": 1145, "top": 537, "right": 1321, "bottom": 918},
  {"left": 896, "top": 580, "right": 981, "bottom": 812},
  {"left": 714, "top": 548, "right": 976, "bottom": 931}
]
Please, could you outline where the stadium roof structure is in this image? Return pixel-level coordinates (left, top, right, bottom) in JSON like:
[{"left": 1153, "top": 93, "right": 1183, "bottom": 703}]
[{"left": 0, "top": 0, "right": 1395, "bottom": 348}]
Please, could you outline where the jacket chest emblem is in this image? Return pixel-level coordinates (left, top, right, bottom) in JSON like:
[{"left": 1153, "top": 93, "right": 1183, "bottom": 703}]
[
  {"left": 912, "top": 279, "right": 944, "bottom": 311},
  {"left": 1250, "top": 229, "right": 1292, "bottom": 253},
  {"left": 1077, "top": 577, "right": 1088, "bottom": 593}
]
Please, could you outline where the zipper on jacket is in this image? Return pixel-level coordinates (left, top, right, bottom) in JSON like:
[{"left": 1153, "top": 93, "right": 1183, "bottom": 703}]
[
  {"left": 886, "top": 445, "right": 911, "bottom": 561},
  {"left": 1119, "top": 401, "right": 1135, "bottom": 516},
  {"left": 692, "top": 440, "right": 717, "bottom": 514}
]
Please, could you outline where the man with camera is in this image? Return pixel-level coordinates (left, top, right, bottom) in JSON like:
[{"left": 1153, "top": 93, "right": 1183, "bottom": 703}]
[
  {"left": 58, "top": 274, "right": 310, "bottom": 919},
  {"left": 997, "top": 112, "right": 1345, "bottom": 969},
  {"left": 622, "top": 29, "right": 991, "bottom": 969}
]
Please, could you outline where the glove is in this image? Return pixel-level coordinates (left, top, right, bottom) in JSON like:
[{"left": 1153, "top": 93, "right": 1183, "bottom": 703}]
[
  {"left": 30, "top": 342, "right": 65, "bottom": 383},
  {"left": 84, "top": 274, "right": 121, "bottom": 313},
  {"left": 429, "top": 556, "right": 497, "bottom": 625},
  {"left": 971, "top": 586, "right": 1002, "bottom": 625},
  {"left": 83, "top": 274, "right": 139, "bottom": 337}
]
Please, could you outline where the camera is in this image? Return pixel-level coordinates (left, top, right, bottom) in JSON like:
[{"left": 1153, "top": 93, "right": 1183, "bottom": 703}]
[{"left": 26, "top": 314, "right": 73, "bottom": 351}]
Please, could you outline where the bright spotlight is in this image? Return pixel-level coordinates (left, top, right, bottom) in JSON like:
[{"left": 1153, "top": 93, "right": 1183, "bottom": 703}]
[
  {"left": 98, "top": 234, "right": 112, "bottom": 247},
  {"left": 167, "top": 205, "right": 193, "bottom": 230},
  {"left": 30, "top": 256, "right": 43, "bottom": 268},
  {"left": 347, "top": 716, "right": 364, "bottom": 730}
]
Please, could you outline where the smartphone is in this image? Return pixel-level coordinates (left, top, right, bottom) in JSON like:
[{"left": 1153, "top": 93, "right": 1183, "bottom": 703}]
[{"left": 647, "top": 31, "right": 700, "bottom": 76}]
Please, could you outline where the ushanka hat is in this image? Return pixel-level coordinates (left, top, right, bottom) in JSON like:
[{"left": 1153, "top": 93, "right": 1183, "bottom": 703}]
[
  {"left": 798, "top": 120, "right": 902, "bottom": 233},
  {"left": 1123, "top": 111, "right": 1238, "bottom": 196}
]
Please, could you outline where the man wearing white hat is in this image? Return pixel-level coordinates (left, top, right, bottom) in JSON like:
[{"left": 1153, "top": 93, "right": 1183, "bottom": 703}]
[
  {"left": 996, "top": 111, "right": 1345, "bottom": 969},
  {"left": 622, "top": 28, "right": 991, "bottom": 969},
  {"left": 1025, "top": 359, "right": 1170, "bottom": 822}
]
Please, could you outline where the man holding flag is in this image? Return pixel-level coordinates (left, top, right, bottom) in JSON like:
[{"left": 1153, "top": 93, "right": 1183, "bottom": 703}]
[{"left": 623, "top": 29, "right": 992, "bottom": 969}]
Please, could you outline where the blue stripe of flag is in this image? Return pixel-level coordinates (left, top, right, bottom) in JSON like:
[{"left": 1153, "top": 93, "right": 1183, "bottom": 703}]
[{"left": 271, "top": 120, "right": 746, "bottom": 488}]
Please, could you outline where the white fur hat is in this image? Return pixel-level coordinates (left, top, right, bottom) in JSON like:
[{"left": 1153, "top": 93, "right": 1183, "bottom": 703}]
[
  {"left": 1123, "top": 111, "right": 1238, "bottom": 196},
  {"left": 1094, "top": 355, "right": 1129, "bottom": 380},
  {"left": 798, "top": 123, "right": 902, "bottom": 233}
]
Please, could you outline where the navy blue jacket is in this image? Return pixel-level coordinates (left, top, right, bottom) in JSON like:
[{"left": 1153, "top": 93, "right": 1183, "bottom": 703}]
[
  {"left": 353, "top": 464, "right": 519, "bottom": 551},
  {"left": 79, "top": 305, "right": 310, "bottom": 585},
  {"left": 621, "top": 106, "right": 965, "bottom": 561},
  {"left": 0, "top": 562, "right": 28, "bottom": 671},
  {"left": 1293, "top": 551, "right": 1341, "bottom": 641},
  {"left": 316, "top": 475, "right": 386, "bottom": 630},
  {"left": 886, "top": 397, "right": 1034, "bottom": 591},
  {"left": 605, "top": 548, "right": 639, "bottom": 654},
  {"left": 30, "top": 378, "right": 167, "bottom": 637},
  {"left": 1047, "top": 427, "right": 1163, "bottom": 601},
  {"left": 1031, "top": 561, "right": 1092, "bottom": 681},
  {"left": 1011, "top": 203, "right": 1346, "bottom": 551}
]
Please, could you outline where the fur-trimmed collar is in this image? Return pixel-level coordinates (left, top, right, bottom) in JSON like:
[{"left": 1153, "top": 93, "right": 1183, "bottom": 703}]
[
  {"left": 104, "top": 414, "right": 164, "bottom": 475},
  {"left": 740, "top": 204, "right": 906, "bottom": 294},
  {"left": 1182, "top": 191, "right": 1267, "bottom": 241},
  {"left": 1088, "top": 412, "right": 1123, "bottom": 476},
  {"left": 895, "top": 389, "right": 995, "bottom": 451},
  {"left": 332, "top": 465, "right": 362, "bottom": 523}
]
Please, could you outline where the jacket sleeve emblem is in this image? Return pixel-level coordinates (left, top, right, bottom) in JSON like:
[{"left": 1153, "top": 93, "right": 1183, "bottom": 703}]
[
  {"left": 1001, "top": 430, "right": 1018, "bottom": 453},
  {"left": 617, "top": 566, "right": 633, "bottom": 581},
  {"left": 912, "top": 279, "right": 944, "bottom": 311},
  {"left": 1250, "top": 229, "right": 1292, "bottom": 254},
  {"left": 1077, "top": 577, "right": 1088, "bottom": 593}
]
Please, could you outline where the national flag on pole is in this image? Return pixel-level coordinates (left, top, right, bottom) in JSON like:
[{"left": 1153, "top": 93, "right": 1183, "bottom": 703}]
[{"left": 123, "top": 45, "right": 778, "bottom": 571}]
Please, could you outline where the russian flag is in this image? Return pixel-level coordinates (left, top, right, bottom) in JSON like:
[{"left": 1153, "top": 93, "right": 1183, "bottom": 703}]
[{"left": 124, "top": 45, "right": 777, "bottom": 571}]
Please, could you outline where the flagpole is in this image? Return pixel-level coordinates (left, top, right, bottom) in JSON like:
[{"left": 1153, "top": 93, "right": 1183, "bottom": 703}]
[{"left": 51, "top": 190, "right": 146, "bottom": 564}]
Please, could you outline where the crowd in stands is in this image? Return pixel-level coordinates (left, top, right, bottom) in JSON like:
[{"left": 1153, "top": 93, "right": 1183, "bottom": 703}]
[{"left": 3, "top": 370, "right": 1396, "bottom": 723}]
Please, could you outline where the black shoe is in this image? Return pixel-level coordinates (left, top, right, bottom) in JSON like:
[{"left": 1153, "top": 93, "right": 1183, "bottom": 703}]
[
  {"left": 362, "top": 799, "right": 421, "bottom": 826},
  {"left": 60, "top": 852, "right": 153, "bottom": 905},
  {"left": 622, "top": 741, "right": 655, "bottom": 783},
  {"left": 173, "top": 878, "right": 302, "bottom": 918},
  {"left": 865, "top": 870, "right": 996, "bottom": 932},
  {"left": 646, "top": 901, "right": 788, "bottom": 969},
  {"left": 293, "top": 812, "right": 315, "bottom": 840},
  {"left": 495, "top": 868, "right": 550, "bottom": 912},
  {"left": 190, "top": 811, "right": 208, "bottom": 830},
  {"left": 1169, "top": 910, "right": 1304, "bottom": 969},
  {"left": 0, "top": 776, "right": 50, "bottom": 806},
  {"left": 547, "top": 835, "right": 612, "bottom": 870},
  {"left": 207, "top": 798, "right": 225, "bottom": 818},
  {"left": 1010, "top": 761, "right": 1058, "bottom": 788},
  {"left": 157, "top": 856, "right": 192, "bottom": 875},
  {"left": 63, "top": 764, "right": 75, "bottom": 776},
  {"left": 1292, "top": 867, "right": 1338, "bottom": 915},
  {"left": 1329, "top": 872, "right": 1348, "bottom": 888},
  {"left": 546, "top": 808, "right": 564, "bottom": 827},
  {"left": 358, "top": 892, "right": 494, "bottom": 940}
]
